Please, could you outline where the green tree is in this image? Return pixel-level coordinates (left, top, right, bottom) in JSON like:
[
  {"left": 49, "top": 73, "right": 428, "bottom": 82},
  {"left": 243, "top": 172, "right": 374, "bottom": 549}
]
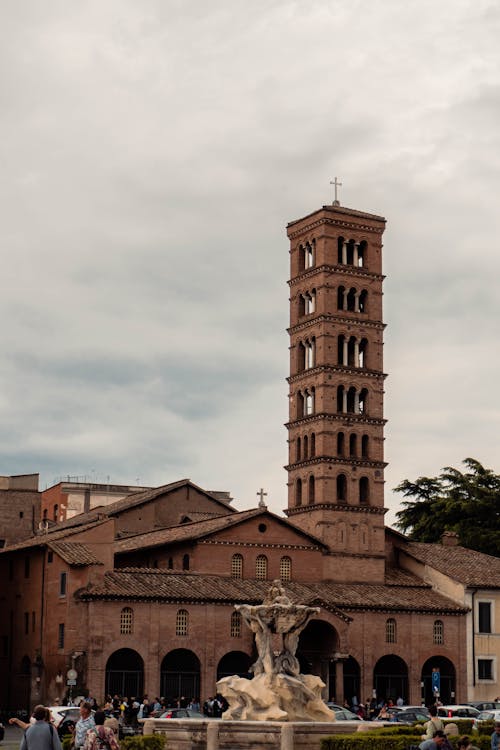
[{"left": 393, "top": 458, "right": 500, "bottom": 556}]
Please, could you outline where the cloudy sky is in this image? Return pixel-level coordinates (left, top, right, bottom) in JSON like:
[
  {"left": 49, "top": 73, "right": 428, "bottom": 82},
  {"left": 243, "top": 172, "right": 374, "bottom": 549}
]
[{"left": 1, "top": 0, "right": 499, "bottom": 524}]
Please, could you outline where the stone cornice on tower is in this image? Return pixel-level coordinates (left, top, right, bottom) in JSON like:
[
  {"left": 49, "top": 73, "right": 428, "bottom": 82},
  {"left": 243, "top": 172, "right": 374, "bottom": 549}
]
[
  {"left": 287, "top": 364, "right": 387, "bottom": 385},
  {"left": 288, "top": 263, "right": 385, "bottom": 285}
]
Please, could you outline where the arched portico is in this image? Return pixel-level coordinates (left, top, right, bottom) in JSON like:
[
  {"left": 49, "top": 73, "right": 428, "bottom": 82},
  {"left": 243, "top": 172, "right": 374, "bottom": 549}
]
[
  {"left": 105, "top": 648, "right": 144, "bottom": 698},
  {"left": 297, "top": 619, "right": 339, "bottom": 700},
  {"left": 421, "top": 656, "right": 456, "bottom": 705},
  {"left": 373, "top": 654, "right": 409, "bottom": 703},
  {"left": 161, "top": 649, "right": 200, "bottom": 704}
]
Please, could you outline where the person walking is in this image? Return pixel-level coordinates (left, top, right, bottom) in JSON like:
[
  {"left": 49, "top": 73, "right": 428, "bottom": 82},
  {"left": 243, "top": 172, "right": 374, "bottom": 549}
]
[
  {"left": 491, "top": 721, "right": 500, "bottom": 750},
  {"left": 20, "top": 706, "right": 62, "bottom": 750},
  {"left": 74, "top": 703, "right": 95, "bottom": 750},
  {"left": 83, "top": 711, "right": 119, "bottom": 750}
]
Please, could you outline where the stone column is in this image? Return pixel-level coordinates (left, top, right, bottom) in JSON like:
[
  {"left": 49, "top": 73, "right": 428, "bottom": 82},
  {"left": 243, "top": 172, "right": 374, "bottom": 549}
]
[
  {"left": 353, "top": 243, "right": 359, "bottom": 266},
  {"left": 342, "top": 240, "right": 348, "bottom": 265},
  {"left": 342, "top": 339, "right": 348, "bottom": 366},
  {"left": 342, "top": 389, "right": 348, "bottom": 413},
  {"left": 354, "top": 391, "right": 360, "bottom": 413},
  {"left": 354, "top": 291, "right": 360, "bottom": 312},
  {"left": 354, "top": 339, "right": 360, "bottom": 368}
]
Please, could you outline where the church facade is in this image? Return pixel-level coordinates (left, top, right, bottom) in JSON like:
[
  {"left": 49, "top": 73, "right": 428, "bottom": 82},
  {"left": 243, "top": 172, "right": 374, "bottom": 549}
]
[{"left": 1, "top": 199, "right": 495, "bottom": 711}]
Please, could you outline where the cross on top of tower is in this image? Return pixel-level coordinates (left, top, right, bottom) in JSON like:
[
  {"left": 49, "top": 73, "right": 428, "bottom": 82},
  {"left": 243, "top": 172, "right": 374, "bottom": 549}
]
[
  {"left": 257, "top": 488, "right": 268, "bottom": 507},
  {"left": 330, "top": 177, "right": 342, "bottom": 206}
]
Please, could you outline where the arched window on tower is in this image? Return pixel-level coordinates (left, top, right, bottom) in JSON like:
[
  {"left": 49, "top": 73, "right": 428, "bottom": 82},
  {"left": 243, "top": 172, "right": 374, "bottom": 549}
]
[
  {"left": 359, "top": 477, "right": 369, "bottom": 504},
  {"left": 176, "top": 609, "right": 189, "bottom": 636},
  {"left": 346, "top": 240, "right": 354, "bottom": 265},
  {"left": 231, "top": 553, "right": 243, "bottom": 579},
  {"left": 310, "top": 433, "right": 316, "bottom": 457},
  {"left": 386, "top": 618, "right": 396, "bottom": 644},
  {"left": 361, "top": 434, "right": 369, "bottom": 458},
  {"left": 359, "top": 388, "right": 368, "bottom": 415},
  {"left": 346, "top": 288, "right": 356, "bottom": 311},
  {"left": 359, "top": 289, "right": 367, "bottom": 313},
  {"left": 305, "top": 290, "right": 316, "bottom": 314},
  {"left": 347, "top": 336, "right": 356, "bottom": 367},
  {"left": 337, "top": 432, "right": 345, "bottom": 456},
  {"left": 357, "top": 240, "right": 367, "bottom": 267},
  {"left": 337, "top": 474, "right": 347, "bottom": 502},
  {"left": 298, "top": 244, "right": 305, "bottom": 271},
  {"left": 337, "top": 237, "right": 345, "bottom": 264},
  {"left": 337, "top": 335, "right": 345, "bottom": 366},
  {"left": 255, "top": 555, "right": 268, "bottom": 580},
  {"left": 297, "top": 342, "right": 305, "bottom": 373},
  {"left": 297, "top": 392, "right": 304, "bottom": 419},
  {"left": 347, "top": 386, "right": 356, "bottom": 413},
  {"left": 231, "top": 611, "right": 242, "bottom": 637},
  {"left": 305, "top": 241, "right": 314, "bottom": 269},
  {"left": 305, "top": 338, "right": 315, "bottom": 369},
  {"left": 304, "top": 389, "right": 314, "bottom": 416},
  {"left": 359, "top": 339, "right": 368, "bottom": 369},
  {"left": 337, "top": 285, "right": 345, "bottom": 311},
  {"left": 308, "top": 475, "right": 315, "bottom": 505},
  {"left": 296, "top": 437, "right": 301, "bottom": 462},
  {"left": 433, "top": 620, "right": 444, "bottom": 645},
  {"left": 298, "top": 294, "right": 305, "bottom": 318},
  {"left": 120, "top": 607, "right": 134, "bottom": 635},
  {"left": 295, "top": 478, "right": 302, "bottom": 506},
  {"left": 349, "top": 434, "right": 357, "bottom": 457},
  {"left": 280, "top": 556, "right": 292, "bottom": 582},
  {"left": 337, "top": 385, "right": 345, "bottom": 413},
  {"left": 303, "top": 435, "right": 308, "bottom": 459}
]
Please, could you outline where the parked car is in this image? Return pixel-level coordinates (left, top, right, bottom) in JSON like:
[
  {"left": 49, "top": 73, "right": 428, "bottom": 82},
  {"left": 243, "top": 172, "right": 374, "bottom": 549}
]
[
  {"left": 325, "top": 703, "right": 364, "bottom": 721},
  {"left": 472, "top": 709, "right": 500, "bottom": 731},
  {"left": 437, "top": 705, "right": 480, "bottom": 720},
  {"left": 159, "top": 708, "right": 205, "bottom": 719},
  {"left": 467, "top": 701, "right": 500, "bottom": 712},
  {"left": 46, "top": 706, "right": 81, "bottom": 729},
  {"left": 390, "top": 709, "right": 431, "bottom": 724}
]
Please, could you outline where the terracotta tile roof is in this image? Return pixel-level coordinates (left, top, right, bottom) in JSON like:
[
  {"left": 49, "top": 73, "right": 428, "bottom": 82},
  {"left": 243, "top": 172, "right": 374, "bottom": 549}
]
[
  {"left": 101, "top": 479, "right": 235, "bottom": 517},
  {"left": 0, "top": 518, "right": 109, "bottom": 553},
  {"left": 48, "top": 542, "right": 103, "bottom": 566},
  {"left": 397, "top": 540, "right": 500, "bottom": 588},
  {"left": 78, "top": 570, "right": 467, "bottom": 614}
]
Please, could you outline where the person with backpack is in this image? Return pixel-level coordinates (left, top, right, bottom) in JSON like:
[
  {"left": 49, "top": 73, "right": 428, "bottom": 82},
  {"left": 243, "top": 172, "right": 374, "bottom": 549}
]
[
  {"left": 20, "top": 705, "right": 62, "bottom": 750},
  {"left": 83, "top": 712, "right": 119, "bottom": 750}
]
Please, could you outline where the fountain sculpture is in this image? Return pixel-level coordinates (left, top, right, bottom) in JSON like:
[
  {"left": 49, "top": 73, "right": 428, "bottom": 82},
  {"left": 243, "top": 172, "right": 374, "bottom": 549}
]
[{"left": 216, "top": 581, "right": 335, "bottom": 722}]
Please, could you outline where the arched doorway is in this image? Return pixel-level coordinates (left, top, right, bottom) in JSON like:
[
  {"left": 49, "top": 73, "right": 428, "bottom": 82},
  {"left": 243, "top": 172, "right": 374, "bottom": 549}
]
[
  {"left": 105, "top": 649, "right": 144, "bottom": 698},
  {"left": 343, "top": 656, "right": 361, "bottom": 705},
  {"left": 373, "top": 654, "right": 409, "bottom": 704},
  {"left": 298, "top": 620, "right": 339, "bottom": 699},
  {"left": 161, "top": 649, "right": 200, "bottom": 703},
  {"left": 421, "top": 656, "right": 456, "bottom": 705},
  {"left": 217, "top": 651, "right": 252, "bottom": 680}
]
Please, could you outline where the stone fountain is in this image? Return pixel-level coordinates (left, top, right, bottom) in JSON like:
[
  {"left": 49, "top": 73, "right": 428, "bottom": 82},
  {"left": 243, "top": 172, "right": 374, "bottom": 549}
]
[{"left": 216, "top": 580, "right": 335, "bottom": 722}]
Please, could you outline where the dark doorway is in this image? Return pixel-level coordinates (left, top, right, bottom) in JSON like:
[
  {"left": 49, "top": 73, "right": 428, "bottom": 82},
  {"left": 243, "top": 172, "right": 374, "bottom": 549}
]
[
  {"left": 161, "top": 649, "right": 200, "bottom": 703},
  {"left": 105, "top": 648, "right": 144, "bottom": 698},
  {"left": 298, "top": 619, "right": 339, "bottom": 699},
  {"left": 373, "top": 654, "right": 409, "bottom": 704},
  {"left": 421, "top": 656, "right": 456, "bottom": 705},
  {"left": 343, "top": 656, "right": 361, "bottom": 705},
  {"left": 217, "top": 651, "right": 252, "bottom": 680}
]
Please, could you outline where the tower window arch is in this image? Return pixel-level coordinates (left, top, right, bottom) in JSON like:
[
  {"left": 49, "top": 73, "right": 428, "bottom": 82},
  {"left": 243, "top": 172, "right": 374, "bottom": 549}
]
[
  {"left": 295, "top": 478, "right": 302, "bottom": 506},
  {"left": 280, "top": 556, "right": 292, "bottom": 582},
  {"left": 336, "top": 474, "right": 347, "bottom": 502},
  {"left": 357, "top": 240, "right": 367, "bottom": 267},
  {"left": 305, "top": 289, "right": 316, "bottom": 314},
  {"left": 305, "top": 240, "right": 314, "bottom": 269},
  {"left": 359, "top": 289, "right": 367, "bottom": 313},
  {"left": 231, "top": 611, "right": 242, "bottom": 637},
  {"left": 308, "top": 475, "right": 315, "bottom": 505},
  {"left": 231, "top": 553, "right": 243, "bottom": 579},
  {"left": 385, "top": 618, "right": 396, "bottom": 643},
  {"left": 337, "top": 432, "right": 345, "bottom": 456},
  {"left": 310, "top": 433, "right": 316, "bottom": 457},
  {"left": 361, "top": 434, "right": 369, "bottom": 458},
  {"left": 255, "top": 555, "right": 268, "bottom": 580},
  {"left": 304, "top": 388, "right": 314, "bottom": 416},
  {"left": 303, "top": 434, "right": 308, "bottom": 459},
  {"left": 359, "top": 477, "right": 369, "bottom": 504},
  {"left": 296, "top": 437, "right": 301, "bottom": 462},
  {"left": 337, "top": 285, "right": 345, "bottom": 310},
  {"left": 298, "top": 294, "right": 306, "bottom": 317},
  {"left": 176, "top": 609, "right": 189, "bottom": 636},
  {"left": 359, "top": 339, "right": 368, "bottom": 369},
  {"left": 305, "top": 338, "right": 315, "bottom": 369},
  {"left": 297, "top": 392, "right": 304, "bottom": 419},
  {"left": 297, "top": 342, "right": 306, "bottom": 373},
  {"left": 120, "top": 607, "right": 134, "bottom": 635},
  {"left": 433, "top": 620, "right": 444, "bottom": 645},
  {"left": 349, "top": 434, "right": 357, "bottom": 457},
  {"left": 359, "top": 388, "right": 368, "bottom": 415}
]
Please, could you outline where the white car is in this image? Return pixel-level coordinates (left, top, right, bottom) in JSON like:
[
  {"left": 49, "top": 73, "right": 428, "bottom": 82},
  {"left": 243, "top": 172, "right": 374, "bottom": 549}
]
[
  {"left": 437, "top": 705, "right": 480, "bottom": 720},
  {"left": 472, "top": 709, "right": 500, "bottom": 731},
  {"left": 46, "top": 706, "right": 81, "bottom": 729}
]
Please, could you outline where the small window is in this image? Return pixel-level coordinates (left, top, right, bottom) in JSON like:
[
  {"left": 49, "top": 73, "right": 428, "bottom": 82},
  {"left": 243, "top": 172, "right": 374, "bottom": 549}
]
[
  {"left": 478, "top": 659, "right": 494, "bottom": 680},
  {"left": 478, "top": 602, "right": 492, "bottom": 633},
  {"left": 58, "top": 623, "right": 65, "bottom": 649},
  {"left": 24, "top": 612, "right": 29, "bottom": 635},
  {"left": 255, "top": 555, "right": 268, "bottom": 580},
  {"left": 386, "top": 618, "right": 396, "bottom": 644},
  {"left": 47, "top": 551, "right": 53, "bottom": 563},
  {"left": 231, "top": 554, "right": 243, "bottom": 579},
  {"left": 280, "top": 556, "right": 292, "bottom": 582},
  {"left": 176, "top": 609, "right": 189, "bottom": 636},
  {"left": 433, "top": 620, "right": 444, "bottom": 645},
  {"left": 19, "top": 511, "right": 24, "bottom": 519},
  {"left": 59, "top": 572, "right": 67, "bottom": 597},
  {"left": 182, "top": 554, "right": 190, "bottom": 571},
  {"left": 120, "top": 607, "right": 134, "bottom": 635},
  {"left": 230, "top": 611, "right": 242, "bottom": 637}
]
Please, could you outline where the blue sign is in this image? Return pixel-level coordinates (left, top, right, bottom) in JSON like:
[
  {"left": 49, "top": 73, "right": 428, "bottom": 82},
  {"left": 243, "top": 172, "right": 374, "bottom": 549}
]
[{"left": 432, "top": 669, "right": 440, "bottom": 694}]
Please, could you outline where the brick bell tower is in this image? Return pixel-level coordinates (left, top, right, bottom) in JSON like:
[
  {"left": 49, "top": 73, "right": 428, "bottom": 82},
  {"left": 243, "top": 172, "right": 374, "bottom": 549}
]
[{"left": 284, "top": 196, "right": 387, "bottom": 581}]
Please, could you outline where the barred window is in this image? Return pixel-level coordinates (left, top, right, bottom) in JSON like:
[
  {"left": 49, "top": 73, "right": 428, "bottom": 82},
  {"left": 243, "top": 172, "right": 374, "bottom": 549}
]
[
  {"left": 231, "top": 554, "right": 243, "bottom": 579},
  {"left": 433, "top": 620, "right": 444, "bottom": 645},
  {"left": 255, "top": 555, "right": 268, "bottom": 580},
  {"left": 120, "top": 607, "right": 134, "bottom": 635},
  {"left": 385, "top": 618, "right": 396, "bottom": 644},
  {"left": 280, "top": 556, "right": 292, "bottom": 582},
  {"left": 176, "top": 609, "right": 189, "bottom": 636},
  {"left": 230, "top": 611, "right": 242, "bottom": 637}
]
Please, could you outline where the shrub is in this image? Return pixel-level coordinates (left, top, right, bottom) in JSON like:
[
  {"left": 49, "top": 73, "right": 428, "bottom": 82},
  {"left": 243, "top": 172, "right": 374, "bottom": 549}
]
[{"left": 120, "top": 735, "right": 165, "bottom": 750}]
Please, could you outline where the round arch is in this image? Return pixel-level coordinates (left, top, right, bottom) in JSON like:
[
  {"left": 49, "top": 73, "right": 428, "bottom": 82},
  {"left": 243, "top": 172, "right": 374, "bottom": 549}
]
[
  {"left": 217, "top": 651, "right": 252, "bottom": 680},
  {"left": 297, "top": 619, "right": 339, "bottom": 700},
  {"left": 343, "top": 656, "right": 361, "bottom": 705},
  {"left": 105, "top": 648, "right": 144, "bottom": 698},
  {"left": 161, "top": 649, "right": 201, "bottom": 704},
  {"left": 373, "top": 654, "right": 409, "bottom": 704},
  {"left": 421, "top": 655, "right": 456, "bottom": 705}
]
